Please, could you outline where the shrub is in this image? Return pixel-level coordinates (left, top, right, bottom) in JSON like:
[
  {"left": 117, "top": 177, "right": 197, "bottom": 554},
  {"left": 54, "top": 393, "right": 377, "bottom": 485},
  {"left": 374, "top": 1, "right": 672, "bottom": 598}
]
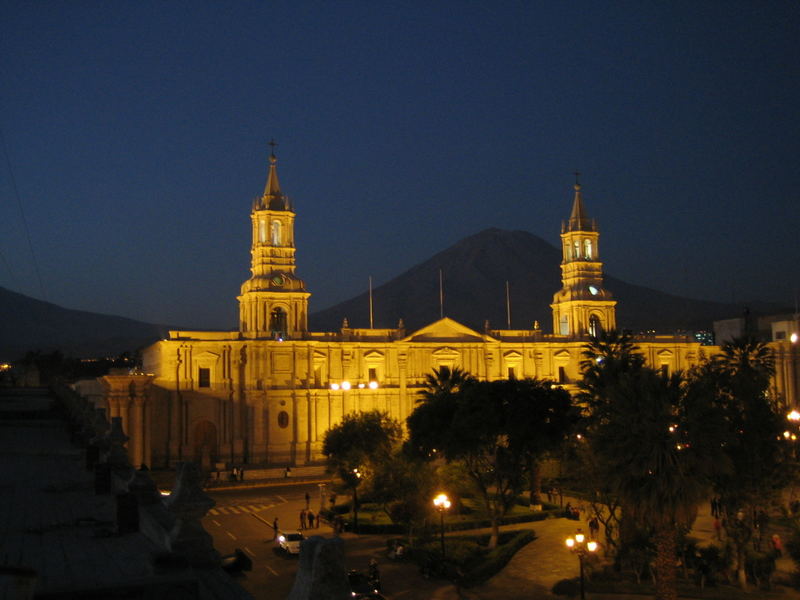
[{"left": 551, "top": 577, "right": 580, "bottom": 596}]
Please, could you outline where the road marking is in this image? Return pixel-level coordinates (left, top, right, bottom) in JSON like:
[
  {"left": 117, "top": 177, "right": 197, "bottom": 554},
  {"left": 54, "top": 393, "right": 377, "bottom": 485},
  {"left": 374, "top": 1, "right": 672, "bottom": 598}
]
[
  {"left": 276, "top": 495, "right": 287, "bottom": 503},
  {"left": 244, "top": 546, "right": 255, "bottom": 557},
  {"left": 227, "top": 531, "right": 237, "bottom": 540},
  {"left": 266, "top": 566, "right": 278, "bottom": 576},
  {"left": 212, "top": 519, "right": 221, "bottom": 527},
  {"left": 251, "top": 512, "right": 274, "bottom": 529},
  {"left": 247, "top": 505, "right": 261, "bottom": 512}
]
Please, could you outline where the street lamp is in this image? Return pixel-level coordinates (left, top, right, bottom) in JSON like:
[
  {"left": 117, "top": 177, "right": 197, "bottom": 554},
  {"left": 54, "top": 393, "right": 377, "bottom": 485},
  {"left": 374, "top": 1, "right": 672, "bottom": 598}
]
[
  {"left": 565, "top": 529, "right": 597, "bottom": 600},
  {"left": 433, "top": 493, "right": 451, "bottom": 557}
]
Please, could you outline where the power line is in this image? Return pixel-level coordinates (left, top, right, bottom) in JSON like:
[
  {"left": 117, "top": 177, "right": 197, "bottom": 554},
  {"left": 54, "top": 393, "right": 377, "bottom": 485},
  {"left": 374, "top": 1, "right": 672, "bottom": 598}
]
[{"left": 0, "top": 127, "right": 46, "bottom": 300}]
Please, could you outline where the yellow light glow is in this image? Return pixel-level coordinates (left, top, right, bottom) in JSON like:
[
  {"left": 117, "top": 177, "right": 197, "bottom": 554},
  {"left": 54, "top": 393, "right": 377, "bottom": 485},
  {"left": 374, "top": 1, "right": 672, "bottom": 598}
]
[
  {"left": 368, "top": 381, "right": 379, "bottom": 389},
  {"left": 565, "top": 537, "right": 575, "bottom": 548},
  {"left": 789, "top": 410, "right": 800, "bottom": 422},
  {"left": 330, "top": 383, "right": 340, "bottom": 390},
  {"left": 587, "top": 541, "right": 598, "bottom": 552},
  {"left": 358, "top": 383, "right": 365, "bottom": 389},
  {"left": 792, "top": 333, "right": 798, "bottom": 343},
  {"left": 433, "top": 493, "right": 451, "bottom": 510},
  {"left": 575, "top": 533, "right": 585, "bottom": 543},
  {"left": 341, "top": 381, "right": 351, "bottom": 390},
  {"left": 785, "top": 431, "right": 792, "bottom": 439}
]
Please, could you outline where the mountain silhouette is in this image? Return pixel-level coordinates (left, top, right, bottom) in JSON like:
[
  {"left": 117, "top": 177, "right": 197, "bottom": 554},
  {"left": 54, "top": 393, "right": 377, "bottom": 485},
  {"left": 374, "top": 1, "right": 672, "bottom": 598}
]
[
  {"left": 0, "top": 286, "right": 171, "bottom": 360},
  {"left": 310, "top": 228, "right": 773, "bottom": 333}
]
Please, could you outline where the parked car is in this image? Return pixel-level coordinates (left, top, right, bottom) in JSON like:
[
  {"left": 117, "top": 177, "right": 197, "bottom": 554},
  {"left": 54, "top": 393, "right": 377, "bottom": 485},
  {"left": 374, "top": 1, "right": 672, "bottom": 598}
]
[{"left": 277, "top": 531, "right": 305, "bottom": 554}]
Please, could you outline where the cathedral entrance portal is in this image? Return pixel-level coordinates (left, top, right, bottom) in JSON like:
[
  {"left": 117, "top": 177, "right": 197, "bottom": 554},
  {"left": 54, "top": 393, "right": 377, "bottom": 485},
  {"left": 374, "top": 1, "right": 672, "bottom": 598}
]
[{"left": 193, "top": 420, "right": 218, "bottom": 471}]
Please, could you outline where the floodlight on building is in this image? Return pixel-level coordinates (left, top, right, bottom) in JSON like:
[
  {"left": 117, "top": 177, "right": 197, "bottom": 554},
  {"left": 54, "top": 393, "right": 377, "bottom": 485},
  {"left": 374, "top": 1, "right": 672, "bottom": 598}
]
[
  {"left": 341, "top": 381, "right": 351, "bottom": 390},
  {"left": 330, "top": 383, "right": 340, "bottom": 390},
  {"left": 368, "top": 381, "right": 379, "bottom": 389}
]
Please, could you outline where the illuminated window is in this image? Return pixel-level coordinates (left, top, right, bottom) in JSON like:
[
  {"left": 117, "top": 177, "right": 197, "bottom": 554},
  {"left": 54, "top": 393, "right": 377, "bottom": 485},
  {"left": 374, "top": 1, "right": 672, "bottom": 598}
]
[
  {"left": 574, "top": 240, "right": 580, "bottom": 261},
  {"left": 198, "top": 367, "right": 210, "bottom": 388},
  {"left": 584, "top": 239, "right": 592, "bottom": 259},
  {"left": 258, "top": 219, "right": 267, "bottom": 243},
  {"left": 589, "top": 315, "right": 600, "bottom": 337},
  {"left": 271, "top": 220, "right": 282, "bottom": 246}
]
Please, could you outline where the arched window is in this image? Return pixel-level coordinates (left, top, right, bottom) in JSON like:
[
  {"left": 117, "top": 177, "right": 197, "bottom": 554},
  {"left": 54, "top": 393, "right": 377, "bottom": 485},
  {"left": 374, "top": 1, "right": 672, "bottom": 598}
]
[
  {"left": 589, "top": 315, "right": 601, "bottom": 337},
  {"left": 258, "top": 219, "right": 267, "bottom": 243},
  {"left": 584, "top": 239, "right": 592, "bottom": 259},
  {"left": 270, "top": 307, "right": 288, "bottom": 338},
  {"left": 271, "top": 220, "right": 282, "bottom": 246},
  {"left": 573, "top": 240, "right": 581, "bottom": 261},
  {"left": 559, "top": 315, "right": 569, "bottom": 336}
]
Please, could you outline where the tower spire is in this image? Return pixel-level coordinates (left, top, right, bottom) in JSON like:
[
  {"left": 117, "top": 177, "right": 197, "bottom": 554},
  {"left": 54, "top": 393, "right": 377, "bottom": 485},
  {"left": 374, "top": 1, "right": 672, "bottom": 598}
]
[
  {"left": 566, "top": 172, "right": 593, "bottom": 232},
  {"left": 261, "top": 139, "right": 287, "bottom": 210}
]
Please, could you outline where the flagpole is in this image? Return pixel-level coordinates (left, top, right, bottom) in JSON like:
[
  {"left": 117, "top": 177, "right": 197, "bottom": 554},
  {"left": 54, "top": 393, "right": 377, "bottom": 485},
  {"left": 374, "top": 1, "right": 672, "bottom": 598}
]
[
  {"left": 369, "top": 276, "right": 374, "bottom": 329},
  {"left": 506, "top": 280, "right": 511, "bottom": 329},
  {"left": 439, "top": 269, "right": 444, "bottom": 319}
]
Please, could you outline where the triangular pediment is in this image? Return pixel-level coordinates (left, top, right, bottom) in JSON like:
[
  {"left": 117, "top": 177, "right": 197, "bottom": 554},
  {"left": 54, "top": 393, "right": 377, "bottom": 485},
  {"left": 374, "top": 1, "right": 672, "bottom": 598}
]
[
  {"left": 553, "top": 349, "right": 572, "bottom": 361},
  {"left": 196, "top": 351, "right": 220, "bottom": 361},
  {"left": 401, "top": 317, "right": 493, "bottom": 343}
]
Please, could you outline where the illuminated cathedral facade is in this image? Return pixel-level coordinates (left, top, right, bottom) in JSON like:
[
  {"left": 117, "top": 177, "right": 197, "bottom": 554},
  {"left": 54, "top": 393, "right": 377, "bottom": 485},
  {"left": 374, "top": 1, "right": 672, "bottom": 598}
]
[{"left": 109, "top": 150, "right": 799, "bottom": 470}]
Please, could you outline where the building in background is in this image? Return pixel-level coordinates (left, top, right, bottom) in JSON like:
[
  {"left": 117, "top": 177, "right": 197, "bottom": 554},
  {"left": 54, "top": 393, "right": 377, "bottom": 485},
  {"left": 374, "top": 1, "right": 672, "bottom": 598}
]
[{"left": 101, "top": 150, "right": 800, "bottom": 469}]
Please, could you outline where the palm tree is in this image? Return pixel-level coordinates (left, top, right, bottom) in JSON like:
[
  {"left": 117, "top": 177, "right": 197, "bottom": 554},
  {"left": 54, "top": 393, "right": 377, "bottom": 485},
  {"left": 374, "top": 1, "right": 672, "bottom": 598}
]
[
  {"left": 703, "top": 336, "right": 780, "bottom": 589},
  {"left": 418, "top": 365, "right": 474, "bottom": 403},
  {"left": 580, "top": 329, "right": 645, "bottom": 416},
  {"left": 592, "top": 368, "right": 724, "bottom": 600}
]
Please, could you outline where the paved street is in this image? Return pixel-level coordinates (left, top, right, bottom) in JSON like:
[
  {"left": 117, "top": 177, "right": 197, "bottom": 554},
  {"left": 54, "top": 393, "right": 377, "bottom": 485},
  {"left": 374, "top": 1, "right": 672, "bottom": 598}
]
[{"left": 202, "top": 480, "right": 800, "bottom": 600}]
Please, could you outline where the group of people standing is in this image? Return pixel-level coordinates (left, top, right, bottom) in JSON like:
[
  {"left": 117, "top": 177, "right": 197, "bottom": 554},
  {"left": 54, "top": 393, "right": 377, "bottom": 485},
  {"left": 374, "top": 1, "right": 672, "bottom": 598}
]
[{"left": 300, "top": 507, "right": 318, "bottom": 529}]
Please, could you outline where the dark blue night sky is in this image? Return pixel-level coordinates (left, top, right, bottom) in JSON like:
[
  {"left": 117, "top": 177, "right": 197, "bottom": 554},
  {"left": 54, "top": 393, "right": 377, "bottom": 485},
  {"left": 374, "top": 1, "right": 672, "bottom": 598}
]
[{"left": 1, "top": 1, "right": 798, "bottom": 329}]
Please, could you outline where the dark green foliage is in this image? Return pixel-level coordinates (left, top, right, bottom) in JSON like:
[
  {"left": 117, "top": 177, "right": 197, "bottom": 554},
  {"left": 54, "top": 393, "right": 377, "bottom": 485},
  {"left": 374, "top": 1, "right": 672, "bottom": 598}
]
[
  {"left": 551, "top": 577, "right": 581, "bottom": 596},
  {"left": 408, "top": 370, "right": 574, "bottom": 548}
]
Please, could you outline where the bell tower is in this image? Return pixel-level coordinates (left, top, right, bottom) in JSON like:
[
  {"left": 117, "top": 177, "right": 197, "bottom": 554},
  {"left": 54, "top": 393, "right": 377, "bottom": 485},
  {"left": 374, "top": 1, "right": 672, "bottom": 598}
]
[
  {"left": 238, "top": 143, "right": 309, "bottom": 338},
  {"left": 551, "top": 177, "right": 616, "bottom": 337}
]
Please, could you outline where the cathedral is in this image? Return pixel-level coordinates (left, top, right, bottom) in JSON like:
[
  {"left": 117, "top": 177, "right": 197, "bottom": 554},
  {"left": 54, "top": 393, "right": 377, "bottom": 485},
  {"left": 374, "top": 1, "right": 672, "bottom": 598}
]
[{"left": 99, "top": 149, "right": 798, "bottom": 470}]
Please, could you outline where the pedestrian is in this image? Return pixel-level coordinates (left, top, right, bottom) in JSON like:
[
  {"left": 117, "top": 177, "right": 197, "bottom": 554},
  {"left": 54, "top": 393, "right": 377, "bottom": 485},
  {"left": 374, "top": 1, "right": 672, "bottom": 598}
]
[
  {"left": 589, "top": 516, "right": 599, "bottom": 539},
  {"left": 272, "top": 517, "right": 279, "bottom": 540},
  {"left": 300, "top": 508, "right": 307, "bottom": 530},
  {"left": 713, "top": 517, "right": 722, "bottom": 541},
  {"left": 239, "top": 467, "right": 245, "bottom": 481},
  {"left": 305, "top": 491, "right": 310, "bottom": 508},
  {"left": 307, "top": 509, "right": 315, "bottom": 529},
  {"left": 232, "top": 466, "right": 238, "bottom": 480},
  {"left": 772, "top": 533, "right": 783, "bottom": 556},
  {"left": 284, "top": 466, "right": 291, "bottom": 478},
  {"left": 368, "top": 558, "right": 381, "bottom": 591}
]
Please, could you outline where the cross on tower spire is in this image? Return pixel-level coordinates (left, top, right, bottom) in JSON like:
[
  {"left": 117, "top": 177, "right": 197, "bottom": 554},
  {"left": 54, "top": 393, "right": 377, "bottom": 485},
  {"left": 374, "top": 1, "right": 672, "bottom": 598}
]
[{"left": 269, "top": 138, "right": 278, "bottom": 157}]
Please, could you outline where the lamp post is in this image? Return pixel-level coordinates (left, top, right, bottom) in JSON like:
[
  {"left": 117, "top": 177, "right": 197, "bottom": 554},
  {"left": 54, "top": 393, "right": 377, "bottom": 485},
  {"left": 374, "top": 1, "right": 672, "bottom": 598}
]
[
  {"left": 565, "top": 529, "right": 597, "bottom": 600},
  {"left": 433, "top": 493, "right": 451, "bottom": 557}
]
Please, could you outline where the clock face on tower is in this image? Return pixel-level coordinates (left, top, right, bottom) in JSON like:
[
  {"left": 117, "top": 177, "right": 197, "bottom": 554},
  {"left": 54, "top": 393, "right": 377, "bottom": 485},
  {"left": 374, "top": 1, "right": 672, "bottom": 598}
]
[
  {"left": 588, "top": 285, "right": 599, "bottom": 296},
  {"left": 271, "top": 274, "right": 285, "bottom": 287}
]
